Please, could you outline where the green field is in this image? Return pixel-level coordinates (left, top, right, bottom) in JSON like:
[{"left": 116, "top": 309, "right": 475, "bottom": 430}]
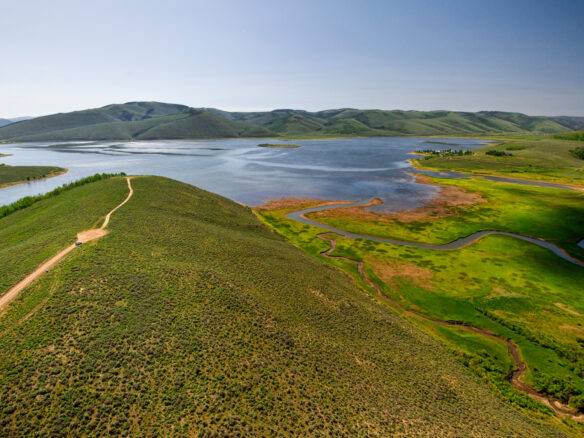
[
  {"left": 305, "top": 175, "right": 584, "bottom": 260},
  {"left": 414, "top": 135, "right": 584, "bottom": 184},
  {"left": 0, "top": 176, "right": 562, "bottom": 436},
  {"left": 0, "top": 164, "right": 66, "bottom": 188},
  {"left": 257, "top": 175, "right": 584, "bottom": 433}
]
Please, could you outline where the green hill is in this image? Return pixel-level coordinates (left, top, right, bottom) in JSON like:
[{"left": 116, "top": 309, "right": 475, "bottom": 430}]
[
  {"left": 0, "top": 102, "right": 189, "bottom": 140},
  {"left": 1, "top": 101, "right": 583, "bottom": 141},
  {"left": 0, "top": 105, "right": 272, "bottom": 142},
  {"left": 0, "top": 176, "right": 561, "bottom": 436}
]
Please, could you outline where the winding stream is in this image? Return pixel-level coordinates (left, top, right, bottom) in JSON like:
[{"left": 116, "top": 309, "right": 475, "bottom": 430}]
[
  {"left": 285, "top": 172, "right": 584, "bottom": 420},
  {"left": 287, "top": 200, "right": 584, "bottom": 267},
  {"left": 286, "top": 171, "right": 584, "bottom": 267},
  {"left": 317, "top": 232, "right": 583, "bottom": 421}
]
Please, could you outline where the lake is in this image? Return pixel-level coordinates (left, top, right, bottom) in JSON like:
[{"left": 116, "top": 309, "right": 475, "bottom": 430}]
[{"left": 0, "top": 137, "right": 488, "bottom": 211}]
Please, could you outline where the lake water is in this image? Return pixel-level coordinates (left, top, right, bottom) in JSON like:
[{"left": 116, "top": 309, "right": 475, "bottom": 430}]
[{"left": 0, "top": 138, "right": 488, "bottom": 211}]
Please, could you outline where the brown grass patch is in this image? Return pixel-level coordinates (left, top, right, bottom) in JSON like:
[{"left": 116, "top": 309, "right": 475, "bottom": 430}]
[
  {"left": 368, "top": 258, "right": 435, "bottom": 290},
  {"left": 255, "top": 197, "right": 355, "bottom": 211},
  {"left": 559, "top": 325, "right": 584, "bottom": 335},
  {"left": 309, "top": 175, "right": 486, "bottom": 223},
  {"left": 554, "top": 302, "right": 582, "bottom": 316},
  {"left": 309, "top": 288, "right": 340, "bottom": 310},
  {"left": 490, "top": 286, "right": 522, "bottom": 298}
]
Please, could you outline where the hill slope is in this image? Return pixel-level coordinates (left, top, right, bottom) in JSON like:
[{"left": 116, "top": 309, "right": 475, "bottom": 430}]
[
  {"left": 0, "top": 176, "right": 561, "bottom": 436},
  {"left": 0, "top": 105, "right": 272, "bottom": 142},
  {"left": 1, "top": 102, "right": 583, "bottom": 141}
]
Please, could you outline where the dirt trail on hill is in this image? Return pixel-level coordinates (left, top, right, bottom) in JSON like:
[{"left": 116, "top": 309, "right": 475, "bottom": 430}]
[
  {"left": 0, "top": 177, "right": 133, "bottom": 312},
  {"left": 317, "top": 232, "right": 584, "bottom": 422}
]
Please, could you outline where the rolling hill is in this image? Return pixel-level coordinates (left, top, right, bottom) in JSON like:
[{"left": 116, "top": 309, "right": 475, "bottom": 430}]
[
  {"left": 0, "top": 175, "right": 562, "bottom": 436},
  {"left": 0, "top": 101, "right": 583, "bottom": 142}
]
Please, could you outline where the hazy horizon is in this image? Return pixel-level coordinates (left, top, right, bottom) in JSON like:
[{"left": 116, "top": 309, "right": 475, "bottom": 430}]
[{"left": 2, "top": 0, "right": 583, "bottom": 118}]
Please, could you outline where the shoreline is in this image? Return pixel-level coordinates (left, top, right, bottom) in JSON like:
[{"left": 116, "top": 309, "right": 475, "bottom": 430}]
[
  {"left": 0, "top": 167, "right": 68, "bottom": 190},
  {"left": 408, "top": 157, "right": 584, "bottom": 190}
]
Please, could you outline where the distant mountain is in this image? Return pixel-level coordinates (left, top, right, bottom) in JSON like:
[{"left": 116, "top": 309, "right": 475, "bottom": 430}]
[
  {"left": 1, "top": 102, "right": 583, "bottom": 142},
  {"left": 0, "top": 116, "right": 34, "bottom": 128},
  {"left": 549, "top": 116, "right": 584, "bottom": 131},
  {"left": 9, "top": 116, "right": 34, "bottom": 123}
]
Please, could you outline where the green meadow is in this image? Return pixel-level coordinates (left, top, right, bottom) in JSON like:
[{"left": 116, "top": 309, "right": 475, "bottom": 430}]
[
  {"left": 258, "top": 181, "right": 584, "bottom": 433},
  {"left": 415, "top": 135, "right": 584, "bottom": 184},
  {"left": 0, "top": 164, "right": 66, "bottom": 188},
  {"left": 305, "top": 175, "right": 584, "bottom": 260},
  {"left": 0, "top": 176, "right": 561, "bottom": 436}
]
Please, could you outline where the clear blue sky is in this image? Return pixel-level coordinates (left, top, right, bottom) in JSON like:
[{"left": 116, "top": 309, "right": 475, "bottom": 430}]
[{"left": 1, "top": 0, "right": 583, "bottom": 117}]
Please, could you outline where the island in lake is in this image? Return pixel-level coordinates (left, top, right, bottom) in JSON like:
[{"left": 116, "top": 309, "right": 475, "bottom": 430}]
[{"left": 257, "top": 143, "right": 302, "bottom": 148}]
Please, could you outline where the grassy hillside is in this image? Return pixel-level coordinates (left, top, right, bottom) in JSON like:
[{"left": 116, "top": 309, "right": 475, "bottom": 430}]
[
  {"left": 135, "top": 110, "right": 273, "bottom": 139},
  {"left": 0, "top": 176, "right": 129, "bottom": 293},
  {"left": 0, "top": 102, "right": 188, "bottom": 140},
  {"left": 0, "top": 106, "right": 273, "bottom": 142},
  {"left": 1, "top": 102, "right": 583, "bottom": 142},
  {"left": 0, "top": 164, "right": 66, "bottom": 188},
  {"left": 0, "top": 176, "right": 561, "bottom": 436},
  {"left": 247, "top": 108, "right": 582, "bottom": 137}
]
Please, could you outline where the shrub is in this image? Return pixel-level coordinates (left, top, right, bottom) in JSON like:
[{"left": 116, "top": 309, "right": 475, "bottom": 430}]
[
  {"left": 569, "top": 147, "right": 584, "bottom": 160},
  {"left": 0, "top": 173, "right": 126, "bottom": 219}
]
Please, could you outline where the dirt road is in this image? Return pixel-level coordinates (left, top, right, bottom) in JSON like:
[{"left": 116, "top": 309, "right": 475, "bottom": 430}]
[{"left": 0, "top": 177, "right": 133, "bottom": 312}]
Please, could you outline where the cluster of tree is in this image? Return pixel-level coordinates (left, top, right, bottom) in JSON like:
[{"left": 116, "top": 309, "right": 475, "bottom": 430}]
[
  {"left": 415, "top": 149, "right": 473, "bottom": 159},
  {"left": 569, "top": 146, "right": 584, "bottom": 160},
  {"left": 485, "top": 150, "right": 508, "bottom": 157}
]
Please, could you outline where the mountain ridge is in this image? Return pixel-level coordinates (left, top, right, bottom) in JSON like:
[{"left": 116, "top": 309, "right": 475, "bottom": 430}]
[{"left": 1, "top": 101, "right": 584, "bottom": 142}]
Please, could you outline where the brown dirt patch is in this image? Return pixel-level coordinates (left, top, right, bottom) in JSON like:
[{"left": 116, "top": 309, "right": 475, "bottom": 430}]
[
  {"left": 308, "top": 175, "right": 486, "bottom": 223},
  {"left": 77, "top": 229, "right": 108, "bottom": 243},
  {"left": 368, "top": 258, "right": 435, "bottom": 290},
  {"left": 554, "top": 302, "right": 582, "bottom": 316},
  {"left": 490, "top": 286, "right": 522, "bottom": 298},
  {"left": 255, "top": 198, "right": 355, "bottom": 211}
]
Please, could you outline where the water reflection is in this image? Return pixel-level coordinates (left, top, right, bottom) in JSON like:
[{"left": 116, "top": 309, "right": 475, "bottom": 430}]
[{"left": 0, "top": 137, "right": 488, "bottom": 210}]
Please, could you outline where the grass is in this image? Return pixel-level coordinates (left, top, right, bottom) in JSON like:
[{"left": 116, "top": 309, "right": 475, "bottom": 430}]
[
  {"left": 305, "top": 175, "right": 584, "bottom": 260},
  {"left": 257, "top": 183, "right": 584, "bottom": 433},
  {"left": 0, "top": 175, "right": 129, "bottom": 293},
  {"left": 0, "top": 164, "right": 66, "bottom": 188},
  {"left": 555, "top": 130, "right": 584, "bottom": 142},
  {"left": 0, "top": 176, "right": 561, "bottom": 436},
  {"left": 0, "top": 173, "right": 126, "bottom": 219},
  {"left": 412, "top": 135, "right": 584, "bottom": 184}
]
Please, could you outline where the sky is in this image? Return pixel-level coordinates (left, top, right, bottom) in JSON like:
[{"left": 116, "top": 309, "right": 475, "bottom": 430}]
[{"left": 1, "top": 0, "right": 583, "bottom": 118}]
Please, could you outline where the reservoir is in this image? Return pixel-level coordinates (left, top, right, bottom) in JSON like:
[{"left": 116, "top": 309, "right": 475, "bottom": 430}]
[{"left": 0, "top": 137, "right": 488, "bottom": 209}]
